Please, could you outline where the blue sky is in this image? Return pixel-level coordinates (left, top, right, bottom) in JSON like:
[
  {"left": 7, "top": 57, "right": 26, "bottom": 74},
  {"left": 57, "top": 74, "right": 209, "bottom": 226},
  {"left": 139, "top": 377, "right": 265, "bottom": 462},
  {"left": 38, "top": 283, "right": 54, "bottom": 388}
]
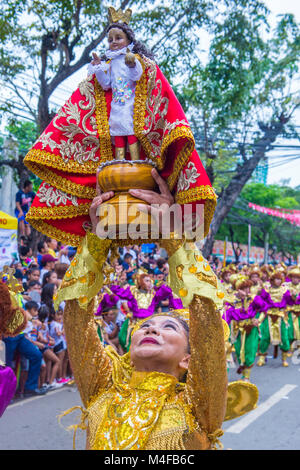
[{"left": 263, "top": 0, "right": 300, "bottom": 187}]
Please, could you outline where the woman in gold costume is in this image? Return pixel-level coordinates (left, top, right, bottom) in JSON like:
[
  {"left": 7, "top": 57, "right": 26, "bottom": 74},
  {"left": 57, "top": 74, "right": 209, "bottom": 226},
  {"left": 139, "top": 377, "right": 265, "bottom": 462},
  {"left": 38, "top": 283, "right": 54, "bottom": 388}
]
[{"left": 55, "top": 173, "right": 258, "bottom": 450}]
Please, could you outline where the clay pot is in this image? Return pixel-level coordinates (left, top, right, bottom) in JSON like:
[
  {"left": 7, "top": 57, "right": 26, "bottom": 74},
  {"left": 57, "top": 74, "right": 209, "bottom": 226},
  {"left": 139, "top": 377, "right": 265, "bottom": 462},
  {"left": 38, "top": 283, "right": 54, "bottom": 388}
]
[
  {"left": 98, "top": 161, "right": 157, "bottom": 194},
  {"left": 96, "top": 161, "right": 158, "bottom": 239}
]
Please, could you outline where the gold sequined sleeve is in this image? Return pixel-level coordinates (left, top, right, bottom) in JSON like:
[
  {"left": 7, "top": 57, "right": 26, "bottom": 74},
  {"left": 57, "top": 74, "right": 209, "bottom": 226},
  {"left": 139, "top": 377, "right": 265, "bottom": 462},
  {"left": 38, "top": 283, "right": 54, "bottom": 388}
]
[
  {"left": 161, "top": 238, "right": 227, "bottom": 446},
  {"left": 63, "top": 299, "right": 113, "bottom": 407},
  {"left": 186, "top": 296, "right": 227, "bottom": 446},
  {"left": 55, "top": 233, "right": 113, "bottom": 407}
]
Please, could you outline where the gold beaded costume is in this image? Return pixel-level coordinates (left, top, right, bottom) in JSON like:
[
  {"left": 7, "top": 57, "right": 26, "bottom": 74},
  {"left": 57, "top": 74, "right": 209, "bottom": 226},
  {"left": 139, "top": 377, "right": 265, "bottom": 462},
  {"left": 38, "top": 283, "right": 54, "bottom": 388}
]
[{"left": 55, "top": 234, "right": 258, "bottom": 450}]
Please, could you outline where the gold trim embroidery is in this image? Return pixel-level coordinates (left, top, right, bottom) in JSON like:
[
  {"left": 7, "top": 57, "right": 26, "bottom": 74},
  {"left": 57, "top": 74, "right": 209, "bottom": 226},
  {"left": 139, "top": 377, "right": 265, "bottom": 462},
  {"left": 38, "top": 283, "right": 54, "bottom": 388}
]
[
  {"left": 25, "top": 148, "right": 100, "bottom": 174},
  {"left": 37, "top": 182, "right": 79, "bottom": 207},
  {"left": 94, "top": 78, "right": 114, "bottom": 162},
  {"left": 165, "top": 127, "right": 195, "bottom": 191},
  {"left": 175, "top": 187, "right": 217, "bottom": 238},
  {"left": 26, "top": 161, "right": 96, "bottom": 199},
  {"left": 175, "top": 186, "right": 217, "bottom": 204},
  {"left": 133, "top": 57, "right": 154, "bottom": 162},
  {"left": 25, "top": 218, "right": 84, "bottom": 246},
  {"left": 27, "top": 204, "right": 90, "bottom": 220}
]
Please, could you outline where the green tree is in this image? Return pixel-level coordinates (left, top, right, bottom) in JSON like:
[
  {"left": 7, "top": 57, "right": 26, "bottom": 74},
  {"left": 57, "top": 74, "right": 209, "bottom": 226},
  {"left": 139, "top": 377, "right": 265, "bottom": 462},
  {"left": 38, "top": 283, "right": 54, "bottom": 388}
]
[
  {"left": 0, "top": 0, "right": 215, "bottom": 132},
  {"left": 0, "top": 120, "right": 38, "bottom": 186},
  {"left": 217, "top": 183, "right": 300, "bottom": 263},
  {"left": 179, "top": 3, "right": 300, "bottom": 255}
]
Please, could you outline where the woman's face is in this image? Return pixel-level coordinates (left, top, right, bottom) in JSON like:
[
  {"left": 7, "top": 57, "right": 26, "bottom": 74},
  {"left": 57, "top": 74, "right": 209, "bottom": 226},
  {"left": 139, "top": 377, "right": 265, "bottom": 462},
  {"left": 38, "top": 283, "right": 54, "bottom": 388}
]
[
  {"left": 141, "top": 276, "right": 153, "bottom": 292},
  {"left": 49, "top": 272, "right": 58, "bottom": 285},
  {"left": 290, "top": 275, "right": 300, "bottom": 285},
  {"left": 250, "top": 274, "right": 260, "bottom": 284},
  {"left": 49, "top": 239, "right": 58, "bottom": 250},
  {"left": 272, "top": 277, "right": 282, "bottom": 287},
  {"left": 103, "top": 311, "right": 115, "bottom": 323},
  {"left": 29, "top": 269, "right": 40, "bottom": 282},
  {"left": 108, "top": 27, "right": 130, "bottom": 51},
  {"left": 130, "top": 316, "right": 190, "bottom": 379}
]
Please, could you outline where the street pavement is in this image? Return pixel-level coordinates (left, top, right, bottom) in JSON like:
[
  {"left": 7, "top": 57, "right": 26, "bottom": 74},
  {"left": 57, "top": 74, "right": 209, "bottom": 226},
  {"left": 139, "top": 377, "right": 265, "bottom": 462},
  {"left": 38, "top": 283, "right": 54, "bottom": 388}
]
[{"left": 0, "top": 350, "right": 300, "bottom": 450}]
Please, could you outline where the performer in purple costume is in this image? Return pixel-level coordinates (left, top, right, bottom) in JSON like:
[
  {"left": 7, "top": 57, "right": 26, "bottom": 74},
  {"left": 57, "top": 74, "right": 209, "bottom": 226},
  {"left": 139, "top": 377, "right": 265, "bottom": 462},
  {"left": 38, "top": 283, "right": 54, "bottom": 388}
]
[
  {"left": 256, "top": 271, "right": 290, "bottom": 367},
  {"left": 0, "top": 275, "right": 27, "bottom": 417},
  {"left": 99, "top": 273, "right": 183, "bottom": 352},
  {"left": 223, "top": 275, "right": 267, "bottom": 382}
]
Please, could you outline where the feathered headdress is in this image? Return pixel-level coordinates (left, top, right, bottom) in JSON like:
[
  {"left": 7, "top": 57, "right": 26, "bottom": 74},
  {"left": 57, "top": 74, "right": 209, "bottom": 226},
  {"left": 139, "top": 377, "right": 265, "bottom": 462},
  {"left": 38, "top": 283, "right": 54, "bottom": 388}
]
[{"left": 0, "top": 266, "right": 26, "bottom": 337}]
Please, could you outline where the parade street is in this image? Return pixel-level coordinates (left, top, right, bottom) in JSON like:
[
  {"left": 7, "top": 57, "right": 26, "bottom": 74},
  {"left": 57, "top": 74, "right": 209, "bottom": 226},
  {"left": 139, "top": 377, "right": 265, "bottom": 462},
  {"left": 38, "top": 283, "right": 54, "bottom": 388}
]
[{"left": 0, "top": 352, "right": 300, "bottom": 451}]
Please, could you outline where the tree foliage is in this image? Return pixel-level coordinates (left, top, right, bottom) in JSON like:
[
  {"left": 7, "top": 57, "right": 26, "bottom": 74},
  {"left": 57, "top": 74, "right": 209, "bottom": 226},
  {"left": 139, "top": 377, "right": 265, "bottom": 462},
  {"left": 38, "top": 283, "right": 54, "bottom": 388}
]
[
  {"left": 217, "top": 182, "right": 300, "bottom": 262},
  {"left": 0, "top": 0, "right": 216, "bottom": 131},
  {"left": 0, "top": 1, "right": 299, "bottom": 256}
]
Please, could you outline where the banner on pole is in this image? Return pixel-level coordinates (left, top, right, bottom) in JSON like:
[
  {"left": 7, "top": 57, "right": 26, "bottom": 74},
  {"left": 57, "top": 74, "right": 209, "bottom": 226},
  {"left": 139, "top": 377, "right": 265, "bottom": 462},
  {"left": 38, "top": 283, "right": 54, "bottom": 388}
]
[
  {"left": 0, "top": 211, "right": 19, "bottom": 269},
  {"left": 248, "top": 203, "right": 300, "bottom": 226}
]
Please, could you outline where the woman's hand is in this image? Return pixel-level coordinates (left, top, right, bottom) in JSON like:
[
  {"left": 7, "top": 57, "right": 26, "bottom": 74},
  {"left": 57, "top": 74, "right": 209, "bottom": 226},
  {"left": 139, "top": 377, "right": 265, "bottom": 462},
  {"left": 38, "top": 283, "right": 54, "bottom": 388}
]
[
  {"left": 129, "top": 168, "right": 179, "bottom": 235},
  {"left": 89, "top": 168, "right": 114, "bottom": 235}
]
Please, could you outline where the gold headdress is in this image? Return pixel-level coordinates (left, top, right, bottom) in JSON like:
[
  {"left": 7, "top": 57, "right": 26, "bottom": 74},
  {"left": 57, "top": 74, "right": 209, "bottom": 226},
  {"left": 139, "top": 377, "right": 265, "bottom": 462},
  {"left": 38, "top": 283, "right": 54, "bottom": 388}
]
[
  {"left": 229, "top": 273, "right": 239, "bottom": 286},
  {"left": 234, "top": 274, "right": 252, "bottom": 290},
  {"left": 0, "top": 266, "right": 23, "bottom": 294},
  {"left": 269, "top": 270, "right": 284, "bottom": 282},
  {"left": 248, "top": 265, "right": 262, "bottom": 278},
  {"left": 108, "top": 6, "right": 132, "bottom": 25},
  {"left": 0, "top": 266, "right": 26, "bottom": 337},
  {"left": 288, "top": 267, "right": 300, "bottom": 278}
]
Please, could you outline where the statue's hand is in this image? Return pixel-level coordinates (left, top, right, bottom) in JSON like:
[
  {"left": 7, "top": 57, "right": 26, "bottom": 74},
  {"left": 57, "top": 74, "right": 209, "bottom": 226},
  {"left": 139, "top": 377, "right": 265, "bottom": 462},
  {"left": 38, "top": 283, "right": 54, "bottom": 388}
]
[
  {"left": 125, "top": 48, "right": 136, "bottom": 68},
  {"left": 91, "top": 52, "right": 102, "bottom": 66}
]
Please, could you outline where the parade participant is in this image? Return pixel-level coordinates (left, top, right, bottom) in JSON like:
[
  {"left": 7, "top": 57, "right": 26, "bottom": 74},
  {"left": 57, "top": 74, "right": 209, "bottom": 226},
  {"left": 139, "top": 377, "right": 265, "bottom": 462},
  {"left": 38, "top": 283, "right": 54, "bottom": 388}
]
[
  {"left": 23, "top": 7, "right": 217, "bottom": 247},
  {"left": 223, "top": 275, "right": 267, "bottom": 382},
  {"left": 95, "top": 291, "right": 126, "bottom": 353},
  {"left": 260, "top": 265, "right": 272, "bottom": 288},
  {"left": 15, "top": 180, "right": 35, "bottom": 238},
  {"left": 283, "top": 267, "right": 300, "bottom": 350},
  {"left": 220, "top": 267, "right": 236, "bottom": 304},
  {"left": 220, "top": 267, "right": 233, "bottom": 290},
  {"left": 56, "top": 240, "right": 257, "bottom": 449},
  {"left": 54, "top": 179, "right": 260, "bottom": 450},
  {"left": 248, "top": 266, "right": 263, "bottom": 297},
  {"left": 257, "top": 271, "right": 290, "bottom": 367},
  {"left": 0, "top": 268, "right": 29, "bottom": 416},
  {"left": 104, "top": 271, "right": 183, "bottom": 353}
]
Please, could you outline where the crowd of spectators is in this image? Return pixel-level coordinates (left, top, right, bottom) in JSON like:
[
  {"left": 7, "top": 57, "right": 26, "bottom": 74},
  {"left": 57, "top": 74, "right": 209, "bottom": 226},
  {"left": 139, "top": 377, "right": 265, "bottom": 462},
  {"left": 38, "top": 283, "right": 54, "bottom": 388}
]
[
  {"left": 2, "top": 231, "right": 173, "bottom": 398},
  {"left": 2, "top": 235, "right": 76, "bottom": 397}
]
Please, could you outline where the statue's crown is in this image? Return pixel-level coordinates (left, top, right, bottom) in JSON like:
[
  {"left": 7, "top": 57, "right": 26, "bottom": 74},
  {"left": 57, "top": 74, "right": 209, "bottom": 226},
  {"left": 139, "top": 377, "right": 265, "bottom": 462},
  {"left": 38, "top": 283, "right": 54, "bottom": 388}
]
[{"left": 108, "top": 7, "right": 132, "bottom": 25}]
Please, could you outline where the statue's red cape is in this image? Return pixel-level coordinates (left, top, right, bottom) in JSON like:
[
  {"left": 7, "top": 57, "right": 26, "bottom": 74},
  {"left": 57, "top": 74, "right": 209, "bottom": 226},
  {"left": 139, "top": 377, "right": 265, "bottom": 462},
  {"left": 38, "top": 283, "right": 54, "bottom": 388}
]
[{"left": 24, "top": 57, "right": 216, "bottom": 246}]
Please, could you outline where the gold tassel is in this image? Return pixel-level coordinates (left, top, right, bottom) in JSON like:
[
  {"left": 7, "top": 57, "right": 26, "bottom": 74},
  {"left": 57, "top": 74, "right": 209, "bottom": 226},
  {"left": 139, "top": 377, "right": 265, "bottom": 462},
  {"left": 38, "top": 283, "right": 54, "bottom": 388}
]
[
  {"left": 145, "top": 430, "right": 185, "bottom": 450},
  {"left": 57, "top": 406, "right": 88, "bottom": 450},
  {"left": 207, "top": 429, "right": 224, "bottom": 450}
]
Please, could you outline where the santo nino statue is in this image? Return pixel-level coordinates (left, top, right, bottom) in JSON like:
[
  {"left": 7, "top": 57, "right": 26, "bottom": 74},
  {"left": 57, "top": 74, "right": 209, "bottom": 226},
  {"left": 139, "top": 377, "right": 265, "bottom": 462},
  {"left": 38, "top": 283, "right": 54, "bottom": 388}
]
[{"left": 24, "top": 7, "right": 217, "bottom": 246}]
